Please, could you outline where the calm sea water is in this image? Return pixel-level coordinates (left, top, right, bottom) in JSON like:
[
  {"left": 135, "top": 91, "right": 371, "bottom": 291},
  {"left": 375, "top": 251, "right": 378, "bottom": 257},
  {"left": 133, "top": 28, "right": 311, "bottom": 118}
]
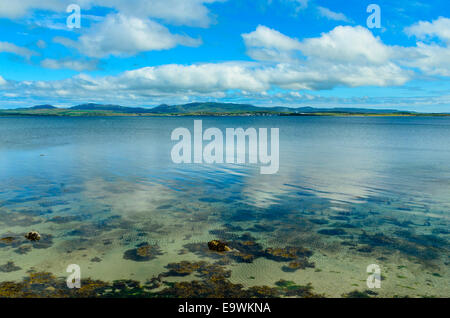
[{"left": 0, "top": 116, "right": 449, "bottom": 297}]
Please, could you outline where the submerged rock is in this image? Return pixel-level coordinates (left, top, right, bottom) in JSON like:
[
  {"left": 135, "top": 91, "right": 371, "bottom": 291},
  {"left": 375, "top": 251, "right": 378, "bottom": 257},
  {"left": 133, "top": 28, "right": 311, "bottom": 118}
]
[
  {"left": 25, "top": 231, "right": 41, "bottom": 242},
  {"left": 183, "top": 242, "right": 225, "bottom": 260},
  {"left": 208, "top": 240, "right": 231, "bottom": 252}
]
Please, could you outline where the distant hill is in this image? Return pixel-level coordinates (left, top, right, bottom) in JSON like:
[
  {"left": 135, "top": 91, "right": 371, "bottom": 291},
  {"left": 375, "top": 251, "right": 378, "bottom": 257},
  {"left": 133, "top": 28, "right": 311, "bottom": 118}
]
[
  {"left": 149, "top": 102, "right": 404, "bottom": 114},
  {"left": 29, "top": 105, "right": 57, "bottom": 110},
  {"left": 70, "top": 103, "right": 153, "bottom": 113},
  {"left": 19, "top": 102, "right": 405, "bottom": 114},
  {"left": 150, "top": 102, "right": 288, "bottom": 114},
  {"left": 0, "top": 102, "right": 435, "bottom": 117}
]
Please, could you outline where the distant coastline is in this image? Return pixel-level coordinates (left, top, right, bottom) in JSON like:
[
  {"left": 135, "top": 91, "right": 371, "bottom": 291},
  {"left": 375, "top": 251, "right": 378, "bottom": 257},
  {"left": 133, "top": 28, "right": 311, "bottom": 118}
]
[{"left": 0, "top": 102, "right": 449, "bottom": 117}]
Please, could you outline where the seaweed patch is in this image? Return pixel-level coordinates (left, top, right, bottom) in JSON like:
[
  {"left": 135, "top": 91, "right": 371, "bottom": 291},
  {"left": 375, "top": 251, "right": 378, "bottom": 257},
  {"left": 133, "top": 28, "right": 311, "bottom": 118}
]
[{"left": 123, "top": 243, "right": 163, "bottom": 262}]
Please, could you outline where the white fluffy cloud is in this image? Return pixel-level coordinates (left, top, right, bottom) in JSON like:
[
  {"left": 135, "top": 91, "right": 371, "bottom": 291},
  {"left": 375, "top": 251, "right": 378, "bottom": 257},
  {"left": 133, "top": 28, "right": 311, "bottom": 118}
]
[
  {"left": 240, "top": 25, "right": 409, "bottom": 89},
  {"left": 243, "top": 25, "right": 393, "bottom": 65},
  {"left": 242, "top": 25, "right": 302, "bottom": 62},
  {"left": 54, "top": 14, "right": 201, "bottom": 58},
  {"left": 1, "top": 17, "right": 450, "bottom": 109},
  {"left": 405, "top": 17, "right": 450, "bottom": 44},
  {"left": 0, "top": 1, "right": 217, "bottom": 59},
  {"left": 242, "top": 22, "right": 450, "bottom": 82},
  {"left": 0, "top": 41, "right": 38, "bottom": 59},
  {"left": 242, "top": 25, "right": 302, "bottom": 51},
  {"left": 0, "top": 24, "right": 416, "bottom": 104},
  {"left": 401, "top": 17, "right": 450, "bottom": 76},
  {"left": 0, "top": 59, "right": 411, "bottom": 105},
  {"left": 299, "top": 26, "right": 392, "bottom": 65},
  {"left": 121, "top": 63, "right": 268, "bottom": 93}
]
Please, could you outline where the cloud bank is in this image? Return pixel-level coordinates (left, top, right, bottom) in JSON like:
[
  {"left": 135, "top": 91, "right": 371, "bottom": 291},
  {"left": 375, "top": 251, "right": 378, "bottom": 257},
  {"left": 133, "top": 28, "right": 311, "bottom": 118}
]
[{"left": 0, "top": 2, "right": 450, "bottom": 110}]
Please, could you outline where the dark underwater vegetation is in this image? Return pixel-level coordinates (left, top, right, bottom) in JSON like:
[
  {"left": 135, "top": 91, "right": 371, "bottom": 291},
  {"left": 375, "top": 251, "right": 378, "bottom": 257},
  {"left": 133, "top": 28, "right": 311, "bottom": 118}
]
[{"left": 0, "top": 116, "right": 449, "bottom": 298}]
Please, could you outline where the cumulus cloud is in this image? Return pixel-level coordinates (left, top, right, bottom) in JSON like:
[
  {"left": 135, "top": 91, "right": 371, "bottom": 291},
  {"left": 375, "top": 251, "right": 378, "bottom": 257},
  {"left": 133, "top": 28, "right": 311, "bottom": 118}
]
[
  {"left": 0, "top": 59, "right": 411, "bottom": 105},
  {"left": 396, "top": 43, "right": 450, "bottom": 77},
  {"left": 0, "top": 75, "right": 6, "bottom": 86},
  {"left": 405, "top": 17, "right": 450, "bottom": 44},
  {"left": 54, "top": 14, "right": 202, "bottom": 58},
  {"left": 41, "top": 58, "right": 99, "bottom": 71},
  {"left": 3, "top": 63, "right": 268, "bottom": 100},
  {"left": 120, "top": 63, "right": 268, "bottom": 93},
  {"left": 299, "top": 26, "right": 392, "bottom": 64},
  {"left": 0, "top": 24, "right": 416, "bottom": 105},
  {"left": 243, "top": 25, "right": 393, "bottom": 65},
  {"left": 401, "top": 17, "right": 450, "bottom": 76},
  {"left": 240, "top": 24, "right": 410, "bottom": 89},
  {"left": 0, "top": 0, "right": 218, "bottom": 61},
  {"left": 317, "top": 6, "right": 351, "bottom": 22},
  {"left": 0, "top": 41, "right": 38, "bottom": 59},
  {"left": 242, "top": 25, "right": 302, "bottom": 51},
  {"left": 1, "top": 17, "right": 450, "bottom": 109},
  {"left": 258, "top": 62, "right": 410, "bottom": 90},
  {"left": 242, "top": 25, "right": 302, "bottom": 62}
]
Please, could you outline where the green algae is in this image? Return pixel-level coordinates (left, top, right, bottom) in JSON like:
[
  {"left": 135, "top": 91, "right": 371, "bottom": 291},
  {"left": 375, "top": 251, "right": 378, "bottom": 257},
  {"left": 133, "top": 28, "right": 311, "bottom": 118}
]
[
  {"left": 281, "top": 258, "right": 315, "bottom": 272},
  {"left": 0, "top": 260, "right": 326, "bottom": 298},
  {"left": 358, "top": 231, "right": 443, "bottom": 262},
  {"left": 264, "top": 246, "right": 313, "bottom": 262},
  {"left": 0, "top": 172, "right": 448, "bottom": 299},
  {"left": 0, "top": 262, "right": 21, "bottom": 273},
  {"left": 274, "top": 280, "right": 323, "bottom": 298}
]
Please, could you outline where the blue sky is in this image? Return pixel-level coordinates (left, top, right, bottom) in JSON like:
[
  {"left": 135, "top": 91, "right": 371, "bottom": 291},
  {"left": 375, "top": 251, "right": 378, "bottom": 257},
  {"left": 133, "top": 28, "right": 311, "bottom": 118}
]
[{"left": 0, "top": 0, "right": 450, "bottom": 111}]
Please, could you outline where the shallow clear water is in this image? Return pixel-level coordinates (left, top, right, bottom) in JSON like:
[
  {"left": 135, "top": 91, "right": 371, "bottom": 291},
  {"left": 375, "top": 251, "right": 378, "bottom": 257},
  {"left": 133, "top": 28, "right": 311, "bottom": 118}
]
[{"left": 0, "top": 116, "right": 449, "bottom": 297}]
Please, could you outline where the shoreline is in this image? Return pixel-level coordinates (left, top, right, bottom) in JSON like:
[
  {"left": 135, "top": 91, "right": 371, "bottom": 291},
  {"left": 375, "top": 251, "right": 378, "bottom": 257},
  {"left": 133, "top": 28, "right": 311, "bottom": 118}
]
[{"left": 1, "top": 111, "right": 450, "bottom": 118}]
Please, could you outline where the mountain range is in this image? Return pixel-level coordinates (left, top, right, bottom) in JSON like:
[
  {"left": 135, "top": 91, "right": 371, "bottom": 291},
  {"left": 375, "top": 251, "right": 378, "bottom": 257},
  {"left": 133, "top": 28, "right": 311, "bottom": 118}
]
[{"left": 11, "top": 102, "right": 411, "bottom": 115}]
